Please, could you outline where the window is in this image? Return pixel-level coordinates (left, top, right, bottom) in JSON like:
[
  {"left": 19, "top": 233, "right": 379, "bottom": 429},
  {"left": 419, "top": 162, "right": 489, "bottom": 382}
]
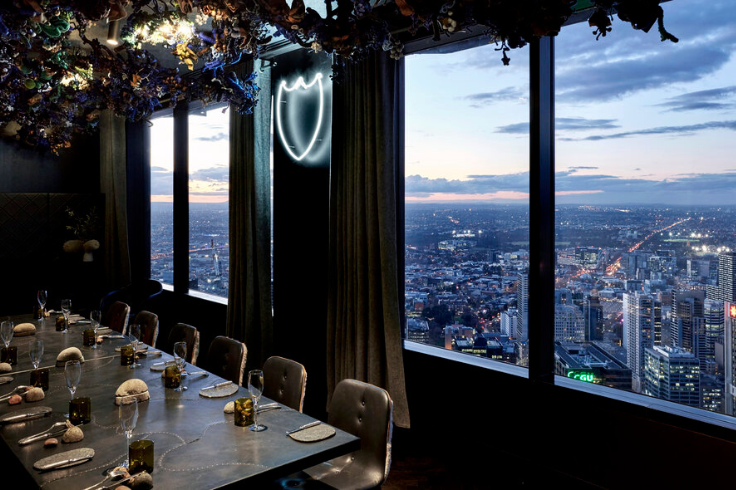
[
  {"left": 149, "top": 113, "right": 174, "bottom": 288},
  {"left": 404, "top": 42, "right": 529, "bottom": 367},
  {"left": 554, "top": 0, "right": 736, "bottom": 417},
  {"left": 188, "top": 105, "right": 230, "bottom": 299}
]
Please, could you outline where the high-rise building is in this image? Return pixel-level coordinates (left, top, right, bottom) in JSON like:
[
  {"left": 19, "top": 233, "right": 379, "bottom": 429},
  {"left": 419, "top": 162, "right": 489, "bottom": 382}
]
[
  {"left": 644, "top": 345, "right": 700, "bottom": 407},
  {"left": 501, "top": 308, "right": 517, "bottom": 337},
  {"left": 724, "top": 302, "right": 736, "bottom": 415},
  {"left": 624, "top": 292, "right": 662, "bottom": 393},
  {"left": 554, "top": 342, "right": 632, "bottom": 390},
  {"left": 702, "top": 299, "right": 724, "bottom": 366},
  {"left": 671, "top": 289, "right": 705, "bottom": 353},
  {"left": 711, "top": 252, "right": 736, "bottom": 303},
  {"left": 583, "top": 292, "right": 603, "bottom": 341},
  {"left": 554, "top": 304, "right": 585, "bottom": 343},
  {"left": 516, "top": 273, "right": 528, "bottom": 341}
]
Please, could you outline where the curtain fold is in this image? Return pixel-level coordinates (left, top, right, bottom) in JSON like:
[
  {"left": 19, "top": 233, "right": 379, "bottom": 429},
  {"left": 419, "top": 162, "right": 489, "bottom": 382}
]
[
  {"left": 327, "top": 52, "right": 410, "bottom": 428},
  {"left": 100, "top": 109, "right": 131, "bottom": 292},
  {"left": 227, "top": 60, "right": 273, "bottom": 371}
]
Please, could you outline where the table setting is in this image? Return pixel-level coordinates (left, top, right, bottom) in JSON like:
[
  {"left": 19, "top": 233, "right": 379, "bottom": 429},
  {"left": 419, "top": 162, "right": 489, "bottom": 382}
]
[{"left": 0, "top": 309, "right": 359, "bottom": 489}]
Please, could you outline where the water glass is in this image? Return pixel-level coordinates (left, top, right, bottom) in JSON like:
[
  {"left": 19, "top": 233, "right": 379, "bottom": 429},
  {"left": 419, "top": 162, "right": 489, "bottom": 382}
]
[
  {"left": 60, "top": 299, "right": 71, "bottom": 333},
  {"left": 37, "top": 290, "right": 47, "bottom": 321},
  {"left": 1, "top": 320, "right": 14, "bottom": 350},
  {"left": 64, "top": 360, "right": 81, "bottom": 418},
  {"left": 90, "top": 310, "right": 101, "bottom": 349},
  {"left": 128, "top": 324, "right": 142, "bottom": 368},
  {"left": 248, "top": 369, "right": 266, "bottom": 432},
  {"left": 119, "top": 395, "right": 139, "bottom": 468}
]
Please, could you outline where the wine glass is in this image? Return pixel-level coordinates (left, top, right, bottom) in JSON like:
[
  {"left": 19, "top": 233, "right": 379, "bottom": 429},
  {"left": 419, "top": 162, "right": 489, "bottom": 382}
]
[
  {"left": 1, "top": 320, "right": 14, "bottom": 351},
  {"left": 90, "top": 310, "right": 101, "bottom": 349},
  {"left": 248, "top": 369, "right": 267, "bottom": 432},
  {"left": 60, "top": 299, "right": 72, "bottom": 334},
  {"left": 37, "top": 290, "right": 48, "bottom": 322},
  {"left": 64, "top": 360, "right": 81, "bottom": 417},
  {"left": 118, "top": 395, "right": 139, "bottom": 468},
  {"left": 128, "top": 324, "right": 141, "bottom": 368},
  {"left": 30, "top": 340, "right": 44, "bottom": 369},
  {"left": 173, "top": 342, "right": 187, "bottom": 391}
]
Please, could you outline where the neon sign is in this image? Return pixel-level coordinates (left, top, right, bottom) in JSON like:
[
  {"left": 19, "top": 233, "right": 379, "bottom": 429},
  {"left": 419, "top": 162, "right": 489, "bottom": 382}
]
[
  {"left": 730, "top": 304, "right": 736, "bottom": 318},
  {"left": 566, "top": 370, "right": 598, "bottom": 383},
  {"left": 275, "top": 72, "right": 325, "bottom": 162}
]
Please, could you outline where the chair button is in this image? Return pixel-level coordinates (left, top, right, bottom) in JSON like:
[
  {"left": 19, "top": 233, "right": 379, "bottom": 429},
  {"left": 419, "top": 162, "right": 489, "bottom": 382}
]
[
  {"left": 361, "top": 400, "right": 365, "bottom": 406},
  {"left": 358, "top": 416, "right": 362, "bottom": 423}
]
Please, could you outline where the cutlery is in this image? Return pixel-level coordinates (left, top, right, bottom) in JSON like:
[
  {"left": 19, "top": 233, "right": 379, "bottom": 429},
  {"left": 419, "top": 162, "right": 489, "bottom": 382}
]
[
  {"left": 152, "top": 360, "right": 176, "bottom": 368},
  {"left": 81, "top": 468, "right": 128, "bottom": 490},
  {"left": 101, "top": 334, "right": 125, "bottom": 340},
  {"left": 0, "top": 406, "right": 53, "bottom": 424},
  {"left": 182, "top": 371, "right": 208, "bottom": 377},
  {"left": 286, "top": 421, "right": 321, "bottom": 436},
  {"left": 41, "top": 455, "right": 92, "bottom": 471},
  {"left": 18, "top": 421, "right": 69, "bottom": 445},
  {"left": 257, "top": 404, "right": 281, "bottom": 414},
  {"left": 101, "top": 475, "right": 134, "bottom": 490},
  {"left": 0, "top": 385, "right": 30, "bottom": 402},
  {"left": 139, "top": 350, "right": 161, "bottom": 357},
  {"left": 201, "top": 381, "right": 232, "bottom": 391}
]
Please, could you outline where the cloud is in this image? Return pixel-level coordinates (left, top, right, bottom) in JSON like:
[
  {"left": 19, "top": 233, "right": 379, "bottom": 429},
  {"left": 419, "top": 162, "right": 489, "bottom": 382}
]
[
  {"left": 568, "top": 166, "right": 598, "bottom": 170},
  {"left": 463, "top": 87, "right": 526, "bottom": 107},
  {"left": 560, "top": 120, "right": 736, "bottom": 141},
  {"left": 151, "top": 167, "right": 173, "bottom": 196},
  {"left": 495, "top": 117, "right": 620, "bottom": 134},
  {"left": 658, "top": 86, "right": 736, "bottom": 112},
  {"left": 190, "top": 166, "right": 229, "bottom": 182},
  {"left": 195, "top": 132, "right": 228, "bottom": 142}
]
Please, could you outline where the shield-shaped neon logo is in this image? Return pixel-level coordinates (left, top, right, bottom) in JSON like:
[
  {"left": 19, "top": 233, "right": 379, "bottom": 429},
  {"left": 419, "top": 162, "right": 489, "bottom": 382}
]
[{"left": 276, "top": 73, "right": 325, "bottom": 162}]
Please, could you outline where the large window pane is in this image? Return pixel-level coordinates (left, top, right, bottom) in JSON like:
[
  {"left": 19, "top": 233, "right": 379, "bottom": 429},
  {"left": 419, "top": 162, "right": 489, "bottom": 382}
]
[
  {"left": 188, "top": 105, "right": 230, "bottom": 298},
  {"left": 554, "top": 1, "right": 736, "bottom": 416},
  {"left": 150, "top": 114, "right": 174, "bottom": 287},
  {"left": 405, "top": 42, "right": 529, "bottom": 367}
]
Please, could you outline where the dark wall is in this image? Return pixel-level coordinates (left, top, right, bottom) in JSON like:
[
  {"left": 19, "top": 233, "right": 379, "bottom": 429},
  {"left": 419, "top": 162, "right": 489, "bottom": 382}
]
[
  {"left": 404, "top": 348, "right": 736, "bottom": 489},
  {"left": 272, "top": 49, "right": 333, "bottom": 419},
  {"left": 0, "top": 134, "right": 100, "bottom": 193}
]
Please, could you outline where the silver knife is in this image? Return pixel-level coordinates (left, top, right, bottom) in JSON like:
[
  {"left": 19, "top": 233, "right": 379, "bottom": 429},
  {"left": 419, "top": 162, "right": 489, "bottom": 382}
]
[
  {"left": 152, "top": 360, "right": 177, "bottom": 367},
  {"left": 202, "top": 381, "right": 232, "bottom": 391},
  {"left": 42, "top": 455, "right": 92, "bottom": 471},
  {"left": 286, "top": 420, "right": 321, "bottom": 435},
  {"left": 182, "top": 371, "right": 208, "bottom": 377},
  {"left": 19, "top": 421, "right": 68, "bottom": 445}
]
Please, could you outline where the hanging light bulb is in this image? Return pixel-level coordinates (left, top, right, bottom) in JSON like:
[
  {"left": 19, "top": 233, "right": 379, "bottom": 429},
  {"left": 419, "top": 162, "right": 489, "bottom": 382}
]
[{"left": 107, "top": 20, "right": 121, "bottom": 46}]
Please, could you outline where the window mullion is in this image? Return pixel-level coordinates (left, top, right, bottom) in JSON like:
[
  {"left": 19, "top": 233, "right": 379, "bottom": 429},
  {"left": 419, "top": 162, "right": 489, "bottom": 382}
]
[{"left": 173, "top": 102, "right": 190, "bottom": 294}]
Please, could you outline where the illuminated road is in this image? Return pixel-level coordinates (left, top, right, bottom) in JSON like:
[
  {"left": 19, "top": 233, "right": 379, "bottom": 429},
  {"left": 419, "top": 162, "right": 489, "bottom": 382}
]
[{"left": 605, "top": 217, "right": 691, "bottom": 275}]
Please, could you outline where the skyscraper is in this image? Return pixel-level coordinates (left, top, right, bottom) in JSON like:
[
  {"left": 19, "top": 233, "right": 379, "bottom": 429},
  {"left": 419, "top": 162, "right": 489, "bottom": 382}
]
[
  {"left": 583, "top": 292, "right": 603, "bottom": 341},
  {"left": 624, "top": 292, "right": 662, "bottom": 393},
  {"left": 516, "top": 273, "right": 528, "bottom": 342},
  {"left": 712, "top": 252, "right": 736, "bottom": 303},
  {"left": 644, "top": 345, "right": 700, "bottom": 407},
  {"left": 671, "top": 289, "right": 705, "bottom": 353},
  {"left": 554, "top": 304, "right": 585, "bottom": 343},
  {"left": 702, "top": 299, "right": 724, "bottom": 365}
]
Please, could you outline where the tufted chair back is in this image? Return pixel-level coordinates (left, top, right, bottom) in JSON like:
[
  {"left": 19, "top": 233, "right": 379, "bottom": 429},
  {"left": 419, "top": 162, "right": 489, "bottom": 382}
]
[
  {"left": 166, "top": 323, "right": 200, "bottom": 365},
  {"left": 106, "top": 301, "right": 130, "bottom": 335},
  {"left": 263, "top": 356, "right": 307, "bottom": 412},
  {"left": 204, "top": 336, "right": 247, "bottom": 386},
  {"left": 133, "top": 310, "right": 159, "bottom": 347}
]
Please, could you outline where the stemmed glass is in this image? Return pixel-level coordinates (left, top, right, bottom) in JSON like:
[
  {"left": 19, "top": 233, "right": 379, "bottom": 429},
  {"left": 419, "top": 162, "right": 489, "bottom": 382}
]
[
  {"left": 30, "top": 340, "right": 44, "bottom": 369},
  {"left": 173, "top": 342, "right": 187, "bottom": 391},
  {"left": 248, "top": 369, "right": 267, "bottom": 432},
  {"left": 1, "top": 320, "right": 14, "bottom": 353},
  {"left": 60, "top": 299, "right": 72, "bottom": 334},
  {"left": 64, "top": 360, "right": 81, "bottom": 418},
  {"left": 128, "top": 324, "right": 142, "bottom": 368},
  {"left": 37, "top": 290, "right": 47, "bottom": 323},
  {"left": 90, "top": 310, "right": 101, "bottom": 349},
  {"left": 118, "top": 395, "right": 139, "bottom": 468}
]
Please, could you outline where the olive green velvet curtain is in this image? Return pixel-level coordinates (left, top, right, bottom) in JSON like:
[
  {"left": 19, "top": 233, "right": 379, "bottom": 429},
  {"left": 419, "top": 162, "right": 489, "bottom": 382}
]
[
  {"left": 226, "top": 59, "right": 273, "bottom": 371},
  {"left": 327, "top": 52, "right": 410, "bottom": 428}
]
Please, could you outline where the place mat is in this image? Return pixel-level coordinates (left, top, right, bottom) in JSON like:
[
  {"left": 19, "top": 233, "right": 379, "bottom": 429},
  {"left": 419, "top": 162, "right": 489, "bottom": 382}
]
[
  {"left": 0, "top": 406, "right": 53, "bottom": 424},
  {"left": 0, "top": 376, "right": 13, "bottom": 385},
  {"left": 150, "top": 361, "right": 174, "bottom": 372},
  {"left": 199, "top": 383, "right": 239, "bottom": 398},
  {"left": 33, "top": 448, "right": 94, "bottom": 471},
  {"left": 288, "top": 424, "right": 336, "bottom": 443}
]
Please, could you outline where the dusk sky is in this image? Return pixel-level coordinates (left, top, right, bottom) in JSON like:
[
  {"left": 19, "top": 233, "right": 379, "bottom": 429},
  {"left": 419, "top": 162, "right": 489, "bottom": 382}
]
[
  {"left": 406, "top": 0, "right": 736, "bottom": 205},
  {"left": 150, "top": 0, "right": 736, "bottom": 206}
]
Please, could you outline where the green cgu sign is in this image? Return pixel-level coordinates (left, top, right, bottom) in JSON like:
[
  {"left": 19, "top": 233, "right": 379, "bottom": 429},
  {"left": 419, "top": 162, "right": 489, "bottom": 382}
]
[{"left": 566, "top": 370, "right": 599, "bottom": 383}]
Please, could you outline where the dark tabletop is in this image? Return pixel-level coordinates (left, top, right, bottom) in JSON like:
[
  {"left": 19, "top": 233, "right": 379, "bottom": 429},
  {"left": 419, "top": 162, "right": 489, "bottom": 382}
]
[{"left": 0, "top": 315, "right": 359, "bottom": 489}]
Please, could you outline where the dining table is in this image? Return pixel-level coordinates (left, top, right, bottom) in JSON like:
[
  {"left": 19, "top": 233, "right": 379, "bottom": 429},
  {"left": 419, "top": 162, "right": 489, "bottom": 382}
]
[{"left": 0, "top": 314, "right": 360, "bottom": 489}]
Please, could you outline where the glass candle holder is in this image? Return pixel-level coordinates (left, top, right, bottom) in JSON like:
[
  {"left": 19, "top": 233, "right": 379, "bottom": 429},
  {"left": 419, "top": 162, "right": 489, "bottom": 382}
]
[
  {"left": 120, "top": 345, "right": 134, "bottom": 366},
  {"left": 33, "top": 305, "right": 44, "bottom": 320},
  {"left": 69, "top": 396, "right": 91, "bottom": 425},
  {"left": 0, "top": 346, "right": 17, "bottom": 365},
  {"left": 234, "top": 397, "right": 254, "bottom": 427},
  {"left": 30, "top": 368, "right": 49, "bottom": 391},
  {"left": 163, "top": 364, "right": 181, "bottom": 389},
  {"left": 83, "top": 329, "right": 96, "bottom": 346},
  {"left": 129, "top": 439, "right": 154, "bottom": 474},
  {"left": 55, "top": 316, "right": 67, "bottom": 332}
]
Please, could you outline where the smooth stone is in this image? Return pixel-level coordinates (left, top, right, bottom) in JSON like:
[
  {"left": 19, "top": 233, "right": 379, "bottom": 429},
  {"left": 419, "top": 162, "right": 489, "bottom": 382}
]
[
  {"left": 44, "top": 438, "right": 58, "bottom": 447},
  {"left": 8, "top": 394, "right": 22, "bottom": 405},
  {"left": 56, "top": 347, "right": 84, "bottom": 367},
  {"left": 62, "top": 426, "right": 83, "bottom": 443},
  {"left": 0, "top": 363, "right": 11, "bottom": 373},
  {"left": 224, "top": 401, "right": 234, "bottom": 414},
  {"left": 115, "top": 486, "right": 131, "bottom": 490},
  {"left": 115, "top": 379, "right": 150, "bottom": 405},
  {"left": 130, "top": 471, "right": 153, "bottom": 490},
  {"left": 25, "top": 387, "right": 44, "bottom": 402}
]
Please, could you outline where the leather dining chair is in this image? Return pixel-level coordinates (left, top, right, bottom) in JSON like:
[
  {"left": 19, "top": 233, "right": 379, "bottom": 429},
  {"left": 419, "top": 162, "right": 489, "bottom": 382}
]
[
  {"left": 132, "top": 310, "right": 159, "bottom": 347},
  {"left": 275, "top": 379, "right": 394, "bottom": 490},
  {"left": 263, "top": 356, "right": 307, "bottom": 412},
  {"left": 204, "top": 336, "right": 247, "bottom": 386},
  {"left": 165, "top": 323, "right": 200, "bottom": 365},
  {"left": 106, "top": 301, "right": 130, "bottom": 335}
]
